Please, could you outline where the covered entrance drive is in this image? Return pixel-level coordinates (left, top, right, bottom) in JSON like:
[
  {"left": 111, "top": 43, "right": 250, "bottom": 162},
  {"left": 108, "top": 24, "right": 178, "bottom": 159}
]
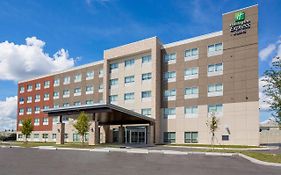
[{"left": 43, "top": 104, "right": 155, "bottom": 145}]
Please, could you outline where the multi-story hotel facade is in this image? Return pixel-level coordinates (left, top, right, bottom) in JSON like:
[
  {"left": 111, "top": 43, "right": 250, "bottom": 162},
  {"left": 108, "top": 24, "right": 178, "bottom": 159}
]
[{"left": 17, "top": 5, "right": 259, "bottom": 145}]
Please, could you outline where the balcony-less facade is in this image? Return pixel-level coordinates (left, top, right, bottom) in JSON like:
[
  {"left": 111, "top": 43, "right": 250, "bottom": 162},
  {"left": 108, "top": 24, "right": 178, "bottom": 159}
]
[{"left": 17, "top": 5, "right": 259, "bottom": 145}]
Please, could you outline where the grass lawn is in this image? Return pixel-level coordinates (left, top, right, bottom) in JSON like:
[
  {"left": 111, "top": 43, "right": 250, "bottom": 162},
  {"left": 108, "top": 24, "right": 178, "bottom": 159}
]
[{"left": 165, "top": 144, "right": 260, "bottom": 149}]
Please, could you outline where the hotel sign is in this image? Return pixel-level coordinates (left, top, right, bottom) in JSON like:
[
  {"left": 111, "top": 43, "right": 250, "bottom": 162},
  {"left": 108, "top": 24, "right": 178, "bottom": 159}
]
[{"left": 230, "top": 11, "right": 251, "bottom": 36}]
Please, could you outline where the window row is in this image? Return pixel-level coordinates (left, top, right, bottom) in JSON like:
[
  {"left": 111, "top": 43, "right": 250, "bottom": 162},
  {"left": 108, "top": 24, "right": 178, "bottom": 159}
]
[
  {"left": 110, "top": 73, "right": 152, "bottom": 87},
  {"left": 164, "top": 83, "right": 223, "bottom": 100},
  {"left": 164, "top": 63, "right": 223, "bottom": 82},
  {"left": 164, "top": 42, "right": 223, "bottom": 64},
  {"left": 109, "top": 55, "right": 151, "bottom": 72},
  {"left": 163, "top": 104, "right": 223, "bottom": 119},
  {"left": 19, "top": 70, "right": 104, "bottom": 93},
  {"left": 18, "top": 117, "right": 49, "bottom": 126},
  {"left": 109, "top": 91, "right": 152, "bottom": 103},
  {"left": 17, "top": 133, "right": 91, "bottom": 142}
]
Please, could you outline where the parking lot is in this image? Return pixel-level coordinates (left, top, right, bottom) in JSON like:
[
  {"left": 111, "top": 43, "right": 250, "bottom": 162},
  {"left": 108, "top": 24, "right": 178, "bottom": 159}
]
[{"left": 0, "top": 148, "right": 280, "bottom": 175}]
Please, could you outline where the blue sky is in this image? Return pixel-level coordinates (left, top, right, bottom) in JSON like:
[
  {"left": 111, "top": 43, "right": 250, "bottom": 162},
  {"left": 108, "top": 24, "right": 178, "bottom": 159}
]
[{"left": 0, "top": 0, "right": 280, "bottom": 129}]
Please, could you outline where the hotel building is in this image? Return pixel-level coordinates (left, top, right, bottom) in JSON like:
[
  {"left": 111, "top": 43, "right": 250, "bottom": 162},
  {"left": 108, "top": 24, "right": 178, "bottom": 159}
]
[{"left": 17, "top": 5, "right": 259, "bottom": 145}]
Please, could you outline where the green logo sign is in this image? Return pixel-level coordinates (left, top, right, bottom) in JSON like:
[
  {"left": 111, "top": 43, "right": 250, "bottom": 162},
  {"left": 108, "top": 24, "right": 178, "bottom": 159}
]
[{"left": 235, "top": 11, "right": 245, "bottom": 22}]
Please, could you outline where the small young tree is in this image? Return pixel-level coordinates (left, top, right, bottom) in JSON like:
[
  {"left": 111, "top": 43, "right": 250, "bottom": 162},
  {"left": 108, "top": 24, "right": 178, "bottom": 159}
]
[
  {"left": 73, "top": 112, "right": 90, "bottom": 145},
  {"left": 206, "top": 112, "right": 219, "bottom": 148},
  {"left": 262, "top": 57, "right": 281, "bottom": 129},
  {"left": 21, "top": 118, "right": 33, "bottom": 144}
]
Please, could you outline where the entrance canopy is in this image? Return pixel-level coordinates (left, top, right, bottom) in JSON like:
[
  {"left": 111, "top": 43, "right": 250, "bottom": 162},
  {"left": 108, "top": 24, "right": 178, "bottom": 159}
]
[{"left": 43, "top": 103, "right": 155, "bottom": 125}]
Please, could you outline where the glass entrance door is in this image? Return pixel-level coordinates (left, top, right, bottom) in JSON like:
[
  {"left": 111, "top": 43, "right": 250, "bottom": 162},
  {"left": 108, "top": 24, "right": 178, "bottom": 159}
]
[{"left": 125, "top": 127, "right": 146, "bottom": 144}]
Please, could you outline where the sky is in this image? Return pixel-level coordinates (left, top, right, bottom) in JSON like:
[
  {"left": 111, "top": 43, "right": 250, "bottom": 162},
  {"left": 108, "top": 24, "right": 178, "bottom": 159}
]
[{"left": 0, "top": 0, "right": 280, "bottom": 130}]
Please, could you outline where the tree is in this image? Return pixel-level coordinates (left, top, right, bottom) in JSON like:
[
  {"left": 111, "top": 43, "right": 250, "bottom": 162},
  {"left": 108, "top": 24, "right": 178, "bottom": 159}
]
[
  {"left": 21, "top": 118, "right": 33, "bottom": 144},
  {"left": 206, "top": 112, "right": 219, "bottom": 148},
  {"left": 73, "top": 112, "right": 90, "bottom": 144},
  {"left": 262, "top": 56, "right": 281, "bottom": 129}
]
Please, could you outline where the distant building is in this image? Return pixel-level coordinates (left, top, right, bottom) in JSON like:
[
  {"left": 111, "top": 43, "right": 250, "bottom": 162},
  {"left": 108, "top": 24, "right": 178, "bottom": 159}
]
[{"left": 260, "top": 118, "right": 281, "bottom": 144}]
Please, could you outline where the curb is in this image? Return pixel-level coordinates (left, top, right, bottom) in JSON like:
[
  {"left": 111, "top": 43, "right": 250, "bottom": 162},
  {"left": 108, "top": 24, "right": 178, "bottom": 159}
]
[
  {"left": 237, "top": 153, "right": 281, "bottom": 167},
  {"left": 163, "top": 145, "right": 279, "bottom": 151}
]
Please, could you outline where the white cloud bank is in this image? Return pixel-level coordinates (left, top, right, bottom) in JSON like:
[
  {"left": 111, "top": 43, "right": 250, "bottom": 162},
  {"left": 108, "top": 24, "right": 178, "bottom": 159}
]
[
  {"left": 0, "top": 36, "right": 75, "bottom": 81},
  {"left": 0, "top": 96, "right": 17, "bottom": 131},
  {"left": 259, "top": 36, "right": 281, "bottom": 62},
  {"left": 0, "top": 37, "right": 76, "bottom": 130}
]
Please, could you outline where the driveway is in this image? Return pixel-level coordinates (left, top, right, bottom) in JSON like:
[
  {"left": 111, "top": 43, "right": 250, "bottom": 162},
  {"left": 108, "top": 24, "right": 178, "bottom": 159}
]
[{"left": 0, "top": 148, "right": 280, "bottom": 175}]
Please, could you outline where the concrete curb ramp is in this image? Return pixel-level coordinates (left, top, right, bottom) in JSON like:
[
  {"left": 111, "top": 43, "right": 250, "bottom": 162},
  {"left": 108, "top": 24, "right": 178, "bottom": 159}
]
[{"left": 2, "top": 146, "right": 281, "bottom": 167}]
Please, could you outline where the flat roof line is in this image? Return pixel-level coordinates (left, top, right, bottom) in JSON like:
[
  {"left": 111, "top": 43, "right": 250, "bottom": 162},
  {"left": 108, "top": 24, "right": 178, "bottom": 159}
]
[
  {"left": 222, "top": 4, "right": 258, "bottom": 15},
  {"left": 162, "top": 31, "right": 223, "bottom": 49},
  {"left": 18, "top": 60, "right": 104, "bottom": 84}
]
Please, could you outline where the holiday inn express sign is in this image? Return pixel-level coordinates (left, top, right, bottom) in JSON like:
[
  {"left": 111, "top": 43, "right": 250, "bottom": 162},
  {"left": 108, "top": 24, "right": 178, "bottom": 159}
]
[{"left": 230, "top": 11, "right": 251, "bottom": 36}]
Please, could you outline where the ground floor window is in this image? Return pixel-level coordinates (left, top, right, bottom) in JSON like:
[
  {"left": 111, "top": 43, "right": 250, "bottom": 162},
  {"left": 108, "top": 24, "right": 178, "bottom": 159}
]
[
  {"left": 184, "top": 132, "right": 198, "bottom": 143},
  {"left": 73, "top": 133, "right": 80, "bottom": 142},
  {"left": 163, "top": 132, "right": 176, "bottom": 143},
  {"left": 84, "top": 133, "right": 89, "bottom": 142},
  {"left": 52, "top": 133, "right": 56, "bottom": 140},
  {"left": 18, "top": 134, "right": 23, "bottom": 139},
  {"left": 33, "top": 134, "right": 39, "bottom": 139},
  {"left": 222, "top": 135, "right": 229, "bottom": 141},
  {"left": 42, "top": 133, "right": 48, "bottom": 139},
  {"left": 64, "top": 134, "right": 68, "bottom": 139}
]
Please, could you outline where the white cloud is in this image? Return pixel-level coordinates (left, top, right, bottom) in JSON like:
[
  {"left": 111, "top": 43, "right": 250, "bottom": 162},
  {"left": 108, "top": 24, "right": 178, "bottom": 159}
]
[
  {"left": 0, "top": 96, "right": 17, "bottom": 131},
  {"left": 259, "top": 44, "right": 276, "bottom": 61},
  {"left": 259, "top": 76, "right": 272, "bottom": 111},
  {"left": 0, "top": 36, "right": 75, "bottom": 81}
]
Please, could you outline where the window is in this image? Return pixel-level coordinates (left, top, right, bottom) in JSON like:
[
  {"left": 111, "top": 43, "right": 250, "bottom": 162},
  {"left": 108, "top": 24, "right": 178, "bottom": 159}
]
[
  {"left": 27, "top": 107, "right": 32, "bottom": 115},
  {"left": 185, "top": 48, "right": 198, "bottom": 61},
  {"left": 164, "top": 71, "right": 176, "bottom": 82},
  {"left": 63, "top": 90, "right": 70, "bottom": 98},
  {"left": 164, "top": 132, "right": 176, "bottom": 143},
  {"left": 54, "top": 104, "right": 59, "bottom": 109},
  {"left": 20, "top": 86, "right": 25, "bottom": 93},
  {"left": 42, "top": 133, "right": 48, "bottom": 139},
  {"left": 34, "top": 118, "right": 40, "bottom": 126},
  {"left": 64, "top": 76, "right": 71, "bottom": 85},
  {"left": 74, "top": 101, "right": 81, "bottom": 106},
  {"left": 44, "top": 81, "right": 50, "bottom": 88},
  {"left": 63, "top": 103, "right": 70, "bottom": 107},
  {"left": 141, "top": 108, "right": 151, "bottom": 117},
  {"left": 110, "top": 63, "right": 118, "bottom": 72},
  {"left": 164, "top": 89, "right": 176, "bottom": 100},
  {"left": 44, "top": 93, "right": 50, "bottom": 101},
  {"left": 185, "top": 87, "right": 199, "bottom": 99},
  {"left": 141, "top": 91, "right": 151, "bottom": 98},
  {"left": 74, "top": 74, "right": 82, "bottom": 82},
  {"left": 43, "top": 106, "right": 49, "bottom": 110},
  {"left": 184, "top": 67, "right": 199, "bottom": 80},
  {"left": 99, "top": 69, "right": 103, "bottom": 77},
  {"left": 124, "top": 92, "right": 134, "bottom": 101},
  {"left": 164, "top": 108, "right": 176, "bottom": 119},
  {"left": 74, "top": 88, "right": 81, "bottom": 96},
  {"left": 53, "top": 116, "right": 59, "bottom": 124},
  {"left": 53, "top": 92, "right": 59, "bottom": 99},
  {"left": 35, "top": 106, "right": 40, "bottom": 114},
  {"left": 109, "top": 95, "right": 118, "bottom": 103},
  {"left": 86, "top": 85, "right": 94, "bottom": 94},
  {"left": 18, "top": 120, "right": 23, "bottom": 126},
  {"left": 19, "top": 108, "right": 24, "bottom": 115},
  {"left": 164, "top": 53, "right": 176, "bottom": 64},
  {"left": 99, "top": 84, "right": 103, "bottom": 91},
  {"left": 43, "top": 117, "right": 49, "bottom": 125},
  {"left": 35, "top": 83, "right": 41, "bottom": 90},
  {"left": 185, "top": 106, "right": 198, "bottom": 118},
  {"left": 110, "top": 79, "right": 118, "bottom": 87},
  {"left": 208, "top": 83, "right": 223, "bottom": 97},
  {"left": 125, "top": 59, "right": 135, "bottom": 67},
  {"left": 86, "top": 100, "right": 94, "bottom": 105},
  {"left": 34, "top": 134, "right": 39, "bottom": 139},
  {"left": 27, "top": 85, "right": 33, "bottom": 92},
  {"left": 208, "top": 43, "right": 223, "bottom": 57},
  {"left": 208, "top": 63, "right": 223, "bottom": 76},
  {"left": 185, "top": 132, "right": 198, "bottom": 143},
  {"left": 142, "top": 73, "right": 152, "bottom": 81},
  {"left": 64, "top": 134, "right": 68, "bottom": 139},
  {"left": 34, "top": 94, "right": 40, "bottom": 102},
  {"left": 27, "top": 96, "right": 32, "bottom": 103},
  {"left": 73, "top": 133, "right": 80, "bottom": 142},
  {"left": 52, "top": 133, "right": 57, "bottom": 140},
  {"left": 208, "top": 104, "right": 223, "bottom": 116},
  {"left": 54, "top": 78, "right": 60, "bottom": 86},
  {"left": 19, "top": 97, "right": 24, "bottom": 104},
  {"left": 222, "top": 135, "right": 229, "bottom": 141},
  {"left": 142, "top": 55, "right": 151, "bottom": 63},
  {"left": 86, "top": 71, "right": 94, "bottom": 80},
  {"left": 124, "top": 76, "right": 135, "bottom": 84},
  {"left": 18, "top": 134, "right": 23, "bottom": 139}
]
